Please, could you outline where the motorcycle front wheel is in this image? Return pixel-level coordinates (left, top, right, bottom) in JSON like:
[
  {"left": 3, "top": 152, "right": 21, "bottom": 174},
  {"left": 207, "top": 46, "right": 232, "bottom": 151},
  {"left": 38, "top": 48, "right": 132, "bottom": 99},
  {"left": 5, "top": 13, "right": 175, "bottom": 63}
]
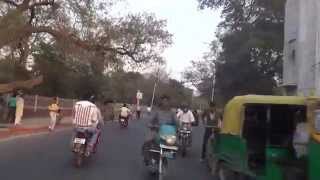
[
  {"left": 181, "top": 147, "right": 187, "bottom": 157},
  {"left": 74, "top": 154, "right": 84, "bottom": 168}
]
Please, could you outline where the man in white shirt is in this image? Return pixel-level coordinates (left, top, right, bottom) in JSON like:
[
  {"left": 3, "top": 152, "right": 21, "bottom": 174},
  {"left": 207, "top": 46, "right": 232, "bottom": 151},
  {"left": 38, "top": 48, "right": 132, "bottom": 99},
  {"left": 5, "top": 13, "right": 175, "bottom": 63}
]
[
  {"left": 73, "top": 95, "right": 103, "bottom": 155},
  {"left": 120, "top": 104, "right": 131, "bottom": 120},
  {"left": 177, "top": 104, "right": 195, "bottom": 127}
]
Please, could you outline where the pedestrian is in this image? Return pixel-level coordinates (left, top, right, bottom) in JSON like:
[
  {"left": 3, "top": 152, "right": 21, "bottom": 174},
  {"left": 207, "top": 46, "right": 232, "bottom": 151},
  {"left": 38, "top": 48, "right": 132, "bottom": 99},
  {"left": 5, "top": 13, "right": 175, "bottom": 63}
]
[
  {"left": 136, "top": 105, "right": 141, "bottom": 119},
  {"left": 102, "top": 99, "right": 115, "bottom": 122},
  {"left": 48, "top": 97, "right": 60, "bottom": 131},
  {"left": 192, "top": 109, "right": 199, "bottom": 126},
  {"left": 0, "top": 95, "right": 6, "bottom": 122},
  {"left": 200, "top": 101, "right": 222, "bottom": 162},
  {"left": 6, "top": 92, "right": 17, "bottom": 123},
  {"left": 14, "top": 91, "right": 24, "bottom": 126}
]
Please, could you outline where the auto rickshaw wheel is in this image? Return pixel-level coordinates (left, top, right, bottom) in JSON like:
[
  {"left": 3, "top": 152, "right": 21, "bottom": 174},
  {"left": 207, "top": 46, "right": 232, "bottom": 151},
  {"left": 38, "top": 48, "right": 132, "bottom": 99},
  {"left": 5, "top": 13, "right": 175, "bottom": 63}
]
[{"left": 217, "top": 164, "right": 237, "bottom": 180}]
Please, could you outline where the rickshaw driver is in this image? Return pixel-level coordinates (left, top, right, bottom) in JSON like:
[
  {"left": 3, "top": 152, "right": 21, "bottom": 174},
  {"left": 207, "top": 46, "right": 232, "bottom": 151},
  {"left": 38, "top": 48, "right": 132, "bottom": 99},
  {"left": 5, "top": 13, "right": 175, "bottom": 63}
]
[{"left": 293, "top": 110, "right": 309, "bottom": 158}]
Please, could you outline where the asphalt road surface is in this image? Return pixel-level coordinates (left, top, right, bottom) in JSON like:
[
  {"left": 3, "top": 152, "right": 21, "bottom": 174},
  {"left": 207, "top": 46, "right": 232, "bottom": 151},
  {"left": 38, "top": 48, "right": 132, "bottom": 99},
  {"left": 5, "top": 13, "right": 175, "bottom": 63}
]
[{"left": 0, "top": 116, "right": 213, "bottom": 180}]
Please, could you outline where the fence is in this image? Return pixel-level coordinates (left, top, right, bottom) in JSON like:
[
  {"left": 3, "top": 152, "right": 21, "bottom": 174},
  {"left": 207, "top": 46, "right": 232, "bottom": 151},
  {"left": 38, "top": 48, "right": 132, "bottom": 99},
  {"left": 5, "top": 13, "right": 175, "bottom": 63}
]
[{"left": 23, "top": 95, "right": 75, "bottom": 118}]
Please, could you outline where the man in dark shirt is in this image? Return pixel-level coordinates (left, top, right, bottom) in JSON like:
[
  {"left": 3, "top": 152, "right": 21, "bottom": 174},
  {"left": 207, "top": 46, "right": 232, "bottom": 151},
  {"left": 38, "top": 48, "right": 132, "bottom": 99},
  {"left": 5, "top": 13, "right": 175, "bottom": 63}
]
[
  {"left": 142, "top": 95, "right": 177, "bottom": 164},
  {"left": 201, "top": 101, "right": 222, "bottom": 161}
]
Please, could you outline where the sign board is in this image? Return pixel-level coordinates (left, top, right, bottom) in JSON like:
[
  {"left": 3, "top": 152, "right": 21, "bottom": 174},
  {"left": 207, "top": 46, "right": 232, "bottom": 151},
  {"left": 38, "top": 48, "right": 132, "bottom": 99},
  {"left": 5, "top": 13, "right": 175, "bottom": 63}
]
[{"left": 136, "top": 90, "right": 143, "bottom": 100}]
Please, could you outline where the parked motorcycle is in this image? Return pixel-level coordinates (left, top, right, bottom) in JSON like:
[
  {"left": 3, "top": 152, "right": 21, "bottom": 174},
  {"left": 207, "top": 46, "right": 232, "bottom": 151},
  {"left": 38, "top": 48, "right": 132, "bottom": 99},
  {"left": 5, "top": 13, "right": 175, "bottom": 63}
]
[
  {"left": 146, "top": 124, "right": 178, "bottom": 180},
  {"left": 72, "top": 128, "right": 99, "bottom": 167},
  {"left": 178, "top": 123, "right": 192, "bottom": 157}
]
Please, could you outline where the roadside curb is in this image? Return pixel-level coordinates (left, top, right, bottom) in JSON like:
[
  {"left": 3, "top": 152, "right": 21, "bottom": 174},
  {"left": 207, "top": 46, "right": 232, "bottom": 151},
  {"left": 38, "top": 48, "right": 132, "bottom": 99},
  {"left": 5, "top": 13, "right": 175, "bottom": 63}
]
[{"left": 0, "top": 124, "right": 72, "bottom": 141}]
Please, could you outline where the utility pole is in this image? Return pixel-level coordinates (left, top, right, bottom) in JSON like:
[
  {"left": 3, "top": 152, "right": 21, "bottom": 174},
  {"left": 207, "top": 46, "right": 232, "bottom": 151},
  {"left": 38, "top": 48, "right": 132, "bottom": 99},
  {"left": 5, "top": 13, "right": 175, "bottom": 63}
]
[
  {"left": 211, "top": 75, "right": 215, "bottom": 102},
  {"left": 150, "top": 67, "right": 161, "bottom": 109},
  {"left": 211, "top": 62, "right": 216, "bottom": 102}
]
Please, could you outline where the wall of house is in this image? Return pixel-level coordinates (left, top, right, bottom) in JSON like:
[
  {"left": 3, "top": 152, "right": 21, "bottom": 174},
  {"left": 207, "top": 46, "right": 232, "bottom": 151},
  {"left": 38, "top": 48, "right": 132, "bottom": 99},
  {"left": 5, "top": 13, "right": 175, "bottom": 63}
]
[{"left": 283, "top": 0, "right": 319, "bottom": 96}]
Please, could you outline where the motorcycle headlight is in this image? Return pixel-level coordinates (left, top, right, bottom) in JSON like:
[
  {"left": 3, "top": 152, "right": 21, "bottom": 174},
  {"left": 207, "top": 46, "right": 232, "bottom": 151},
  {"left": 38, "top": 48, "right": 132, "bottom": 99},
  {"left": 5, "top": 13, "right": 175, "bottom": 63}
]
[{"left": 165, "top": 135, "right": 177, "bottom": 145}]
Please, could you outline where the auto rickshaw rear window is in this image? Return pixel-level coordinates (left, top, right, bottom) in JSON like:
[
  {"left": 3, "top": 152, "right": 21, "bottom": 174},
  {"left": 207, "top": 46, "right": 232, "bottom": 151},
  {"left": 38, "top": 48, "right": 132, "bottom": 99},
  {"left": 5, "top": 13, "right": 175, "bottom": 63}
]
[{"left": 242, "top": 104, "right": 306, "bottom": 173}]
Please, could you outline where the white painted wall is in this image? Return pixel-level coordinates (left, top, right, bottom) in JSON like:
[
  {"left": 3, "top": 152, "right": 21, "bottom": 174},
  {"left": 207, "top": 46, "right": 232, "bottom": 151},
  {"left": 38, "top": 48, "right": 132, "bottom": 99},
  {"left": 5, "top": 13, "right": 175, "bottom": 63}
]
[{"left": 283, "top": 0, "right": 320, "bottom": 96}]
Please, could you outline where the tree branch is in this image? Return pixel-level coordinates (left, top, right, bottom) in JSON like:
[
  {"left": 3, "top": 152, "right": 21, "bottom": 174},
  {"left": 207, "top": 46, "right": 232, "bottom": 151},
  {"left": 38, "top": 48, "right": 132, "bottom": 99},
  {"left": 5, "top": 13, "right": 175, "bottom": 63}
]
[
  {"left": 29, "top": 0, "right": 55, "bottom": 9},
  {"left": 29, "top": 26, "right": 143, "bottom": 62},
  {"left": 1, "top": 0, "right": 18, "bottom": 6}
]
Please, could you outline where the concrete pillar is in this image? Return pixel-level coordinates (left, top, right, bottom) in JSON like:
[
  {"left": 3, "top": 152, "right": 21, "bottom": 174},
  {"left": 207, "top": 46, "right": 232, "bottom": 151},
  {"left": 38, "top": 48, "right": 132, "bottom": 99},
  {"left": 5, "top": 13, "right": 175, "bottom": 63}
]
[
  {"left": 315, "top": 0, "right": 320, "bottom": 96},
  {"left": 296, "top": 0, "right": 317, "bottom": 95}
]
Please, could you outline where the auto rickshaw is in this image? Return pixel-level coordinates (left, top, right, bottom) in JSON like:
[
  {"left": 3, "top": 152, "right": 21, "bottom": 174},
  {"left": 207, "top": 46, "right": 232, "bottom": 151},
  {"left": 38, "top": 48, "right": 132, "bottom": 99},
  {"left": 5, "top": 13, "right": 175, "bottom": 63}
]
[{"left": 206, "top": 95, "right": 320, "bottom": 180}]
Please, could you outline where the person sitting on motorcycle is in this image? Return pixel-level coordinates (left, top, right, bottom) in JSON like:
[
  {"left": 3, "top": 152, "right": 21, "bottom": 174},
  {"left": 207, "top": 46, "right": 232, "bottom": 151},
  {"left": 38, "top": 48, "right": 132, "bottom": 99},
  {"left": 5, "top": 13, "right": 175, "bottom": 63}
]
[
  {"left": 72, "top": 94, "right": 103, "bottom": 156},
  {"left": 177, "top": 104, "right": 195, "bottom": 144},
  {"left": 119, "top": 103, "right": 131, "bottom": 121},
  {"left": 177, "top": 103, "right": 195, "bottom": 128},
  {"left": 142, "top": 94, "right": 178, "bottom": 165}
]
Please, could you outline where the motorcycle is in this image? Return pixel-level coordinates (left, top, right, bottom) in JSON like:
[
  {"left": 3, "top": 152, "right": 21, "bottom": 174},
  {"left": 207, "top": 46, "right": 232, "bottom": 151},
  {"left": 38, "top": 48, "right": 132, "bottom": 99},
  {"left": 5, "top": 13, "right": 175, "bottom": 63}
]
[
  {"left": 178, "top": 122, "right": 192, "bottom": 157},
  {"left": 119, "top": 116, "right": 129, "bottom": 128},
  {"left": 71, "top": 128, "right": 99, "bottom": 167},
  {"left": 146, "top": 124, "right": 178, "bottom": 180}
]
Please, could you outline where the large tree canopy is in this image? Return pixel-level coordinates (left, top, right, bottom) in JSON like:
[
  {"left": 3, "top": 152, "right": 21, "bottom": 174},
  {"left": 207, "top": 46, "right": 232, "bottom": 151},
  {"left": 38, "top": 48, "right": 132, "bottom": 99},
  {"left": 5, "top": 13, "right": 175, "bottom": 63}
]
[
  {"left": 0, "top": 0, "right": 172, "bottom": 73},
  {"left": 193, "top": 0, "right": 285, "bottom": 104}
]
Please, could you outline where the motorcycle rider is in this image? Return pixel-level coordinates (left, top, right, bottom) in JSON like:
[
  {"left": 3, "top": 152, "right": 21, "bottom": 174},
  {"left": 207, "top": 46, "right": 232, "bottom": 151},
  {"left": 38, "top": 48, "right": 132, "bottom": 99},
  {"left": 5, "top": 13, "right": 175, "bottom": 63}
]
[
  {"left": 119, "top": 103, "right": 131, "bottom": 121},
  {"left": 177, "top": 103, "right": 195, "bottom": 128},
  {"left": 177, "top": 104, "right": 195, "bottom": 145},
  {"left": 72, "top": 94, "right": 103, "bottom": 156},
  {"left": 142, "top": 94, "right": 177, "bottom": 165}
]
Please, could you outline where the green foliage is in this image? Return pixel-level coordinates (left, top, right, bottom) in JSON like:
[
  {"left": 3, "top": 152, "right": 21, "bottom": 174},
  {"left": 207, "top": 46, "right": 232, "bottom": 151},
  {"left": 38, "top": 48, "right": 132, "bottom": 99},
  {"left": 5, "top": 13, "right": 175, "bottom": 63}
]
[
  {"left": 0, "top": 0, "right": 172, "bottom": 68},
  {"left": 29, "top": 43, "right": 191, "bottom": 104},
  {"left": 195, "top": 0, "right": 285, "bottom": 105}
]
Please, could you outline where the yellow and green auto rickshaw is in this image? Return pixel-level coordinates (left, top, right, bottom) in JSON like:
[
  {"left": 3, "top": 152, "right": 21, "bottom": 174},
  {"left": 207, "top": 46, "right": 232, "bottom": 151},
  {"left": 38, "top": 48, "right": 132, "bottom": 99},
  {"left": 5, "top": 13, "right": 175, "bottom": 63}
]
[{"left": 206, "top": 95, "right": 320, "bottom": 180}]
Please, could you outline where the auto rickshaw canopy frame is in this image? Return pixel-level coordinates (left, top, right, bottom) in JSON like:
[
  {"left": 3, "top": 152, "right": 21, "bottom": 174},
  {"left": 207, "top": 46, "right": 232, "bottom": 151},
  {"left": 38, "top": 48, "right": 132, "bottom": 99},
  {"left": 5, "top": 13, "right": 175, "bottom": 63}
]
[{"left": 221, "top": 95, "right": 309, "bottom": 135}]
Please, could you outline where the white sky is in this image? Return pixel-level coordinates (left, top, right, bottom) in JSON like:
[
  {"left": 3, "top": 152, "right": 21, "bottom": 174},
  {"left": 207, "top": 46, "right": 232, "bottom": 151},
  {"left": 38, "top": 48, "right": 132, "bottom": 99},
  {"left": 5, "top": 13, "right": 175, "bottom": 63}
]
[{"left": 112, "top": 0, "right": 222, "bottom": 80}]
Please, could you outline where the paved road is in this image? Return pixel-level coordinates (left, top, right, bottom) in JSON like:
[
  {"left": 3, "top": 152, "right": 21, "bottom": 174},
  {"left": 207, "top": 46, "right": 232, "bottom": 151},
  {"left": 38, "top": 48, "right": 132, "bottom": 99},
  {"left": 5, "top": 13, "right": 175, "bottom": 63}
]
[{"left": 0, "top": 117, "right": 213, "bottom": 180}]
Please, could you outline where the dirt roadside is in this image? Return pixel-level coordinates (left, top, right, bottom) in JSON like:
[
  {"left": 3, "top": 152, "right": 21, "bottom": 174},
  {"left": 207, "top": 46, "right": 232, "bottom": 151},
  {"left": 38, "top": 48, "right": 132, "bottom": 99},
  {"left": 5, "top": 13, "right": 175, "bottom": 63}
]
[{"left": 0, "top": 117, "right": 72, "bottom": 140}]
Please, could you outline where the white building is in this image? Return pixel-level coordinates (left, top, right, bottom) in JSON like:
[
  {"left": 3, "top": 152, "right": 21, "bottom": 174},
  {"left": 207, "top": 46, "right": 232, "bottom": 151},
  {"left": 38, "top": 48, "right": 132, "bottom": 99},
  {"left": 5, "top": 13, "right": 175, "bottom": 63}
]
[{"left": 283, "top": 0, "right": 320, "bottom": 96}]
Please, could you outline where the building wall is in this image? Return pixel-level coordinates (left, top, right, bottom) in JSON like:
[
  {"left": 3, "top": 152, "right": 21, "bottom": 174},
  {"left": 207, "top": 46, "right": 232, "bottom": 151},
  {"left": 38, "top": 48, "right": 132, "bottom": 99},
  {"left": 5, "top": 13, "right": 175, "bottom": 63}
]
[
  {"left": 315, "top": 1, "right": 320, "bottom": 96},
  {"left": 283, "top": 0, "right": 319, "bottom": 96},
  {"left": 283, "top": 0, "right": 299, "bottom": 85}
]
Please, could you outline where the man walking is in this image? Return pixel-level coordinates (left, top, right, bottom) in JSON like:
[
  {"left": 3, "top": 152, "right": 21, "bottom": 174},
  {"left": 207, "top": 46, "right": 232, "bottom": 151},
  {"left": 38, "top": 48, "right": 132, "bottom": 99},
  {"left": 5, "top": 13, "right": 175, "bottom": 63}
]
[
  {"left": 136, "top": 105, "right": 142, "bottom": 119},
  {"left": 200, "top": 101, "right": 222, "bottom": 161},
  {"left": 14, "top": 91, "right": 24, "bottom": 126},
  {"left": 48, "top": 97, "right": 60, "bottom": 131},
  {"left": 6, "top": 92, "right": 17, "bottom": 123}
]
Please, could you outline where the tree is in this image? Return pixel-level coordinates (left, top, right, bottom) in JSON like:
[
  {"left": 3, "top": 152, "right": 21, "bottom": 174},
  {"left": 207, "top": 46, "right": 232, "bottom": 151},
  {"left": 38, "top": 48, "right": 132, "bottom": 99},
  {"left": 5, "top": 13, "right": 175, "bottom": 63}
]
[
  {"left": 183, "top": 59, "right": 215, "bottom": 98},
  {"left": 0, "top": 0, "right": 172, "bottom": 79},
  {"left": 197, "top": 0, "right": 285, "bottom": 105}
]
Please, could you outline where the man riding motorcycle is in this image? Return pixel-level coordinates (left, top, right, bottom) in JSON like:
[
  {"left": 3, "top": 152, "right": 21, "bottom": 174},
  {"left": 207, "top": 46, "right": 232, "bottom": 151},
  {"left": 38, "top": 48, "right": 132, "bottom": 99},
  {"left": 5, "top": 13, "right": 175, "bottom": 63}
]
[
  {"left": 142, "top": 94, "right": 177, "bottom": 165},
  {"left": 177, "top": 104, "right": 195, "bottom": 129},
  {"left": 119, "top": 103, "right": 131, "bottom": 121},
  {"left": 177, "top": 104, "right": 195, "bottom": 155},
  {"left": 72, "top": 94, "right": 103, "bottom": 156}
]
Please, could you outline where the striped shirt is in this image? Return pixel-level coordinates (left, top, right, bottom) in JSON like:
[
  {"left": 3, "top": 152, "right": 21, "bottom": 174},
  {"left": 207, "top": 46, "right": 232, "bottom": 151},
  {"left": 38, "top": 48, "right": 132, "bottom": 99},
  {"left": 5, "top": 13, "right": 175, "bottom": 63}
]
[{"left": 73, "top": 101, "right": 100, "bottom": 127}]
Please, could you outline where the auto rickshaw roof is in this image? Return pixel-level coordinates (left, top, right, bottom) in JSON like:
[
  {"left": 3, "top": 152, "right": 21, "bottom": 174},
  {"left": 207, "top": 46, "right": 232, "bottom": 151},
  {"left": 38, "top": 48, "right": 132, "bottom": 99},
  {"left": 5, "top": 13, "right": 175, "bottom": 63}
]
[{"left": 221, "top": 95, "right": 307, "bottom": 135}]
